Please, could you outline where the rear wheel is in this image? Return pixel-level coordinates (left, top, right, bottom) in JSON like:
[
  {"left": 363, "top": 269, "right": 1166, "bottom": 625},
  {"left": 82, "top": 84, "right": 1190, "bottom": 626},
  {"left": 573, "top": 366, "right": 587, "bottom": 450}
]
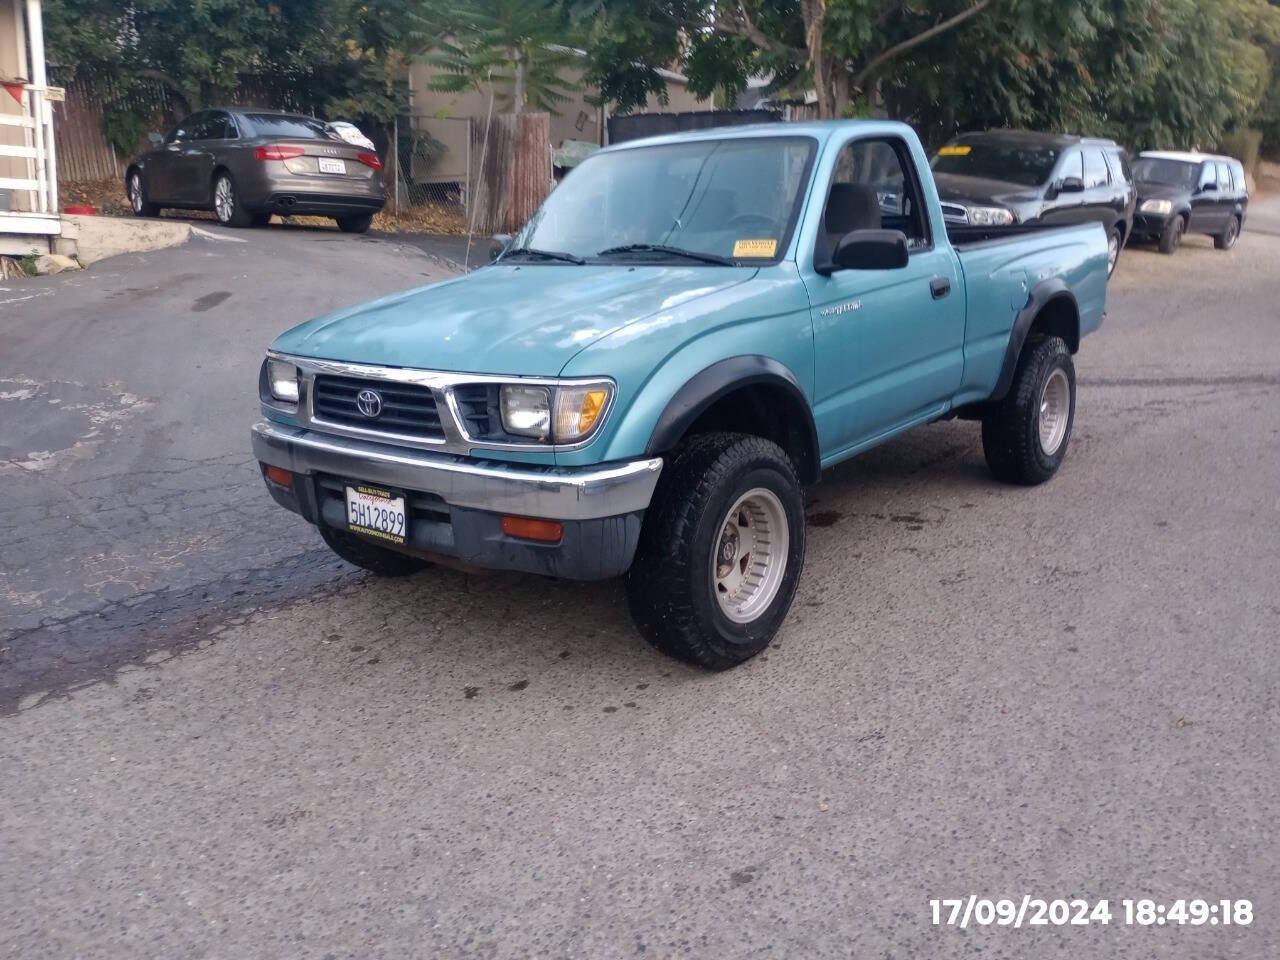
[
  {"left": 625, "top": 433, "right": 806, "bottom": 670},
  {"left": 1106, "top": 227, "right": 1122, "bottom": 276},
  {"left": 336, "top": 213, "right": 374, "bottom": 234},
  {"left": 1215, "top": 215, "right": 1240, "bottom": 250},
  {"left": 127, "top": 170, "right": 159, "bottom": 217},
  {"left": 319, "top": 525, "right": 428, "bottom": 577},
  {"left": 212, "top": 172, "right": 253, "bottom": 227},
  {"left": 982, "top": 336, "right": 1076, "bottom": 486},
  {"left": 1158, "top": 214, "right": 1185, "bottom": 254}
]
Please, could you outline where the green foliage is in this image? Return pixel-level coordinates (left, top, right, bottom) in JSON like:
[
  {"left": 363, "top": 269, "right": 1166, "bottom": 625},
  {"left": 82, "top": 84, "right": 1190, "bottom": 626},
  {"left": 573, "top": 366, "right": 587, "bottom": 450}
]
[
  {"left": 426, "top": 0, "right": 581, "bottom": 114},
  {"left": 1217, "top": 129, "right": 1264, "bottom": 173}
]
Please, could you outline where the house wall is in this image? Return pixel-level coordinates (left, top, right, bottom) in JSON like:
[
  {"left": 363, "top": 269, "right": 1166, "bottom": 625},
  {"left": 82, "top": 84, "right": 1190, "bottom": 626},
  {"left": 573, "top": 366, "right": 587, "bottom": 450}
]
[{"left": 1, "top": 0, "right": 32, "bottom": 211}]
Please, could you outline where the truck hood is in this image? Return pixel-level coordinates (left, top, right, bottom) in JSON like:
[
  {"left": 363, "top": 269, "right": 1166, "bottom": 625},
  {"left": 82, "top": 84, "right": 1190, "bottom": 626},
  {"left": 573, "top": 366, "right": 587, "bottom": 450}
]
[
  {"left": 271, "top": 264, "right": 756, "bottom": 376},
  {"left": 1134, "top": 181, "right": 1191, "bottom": 204}
]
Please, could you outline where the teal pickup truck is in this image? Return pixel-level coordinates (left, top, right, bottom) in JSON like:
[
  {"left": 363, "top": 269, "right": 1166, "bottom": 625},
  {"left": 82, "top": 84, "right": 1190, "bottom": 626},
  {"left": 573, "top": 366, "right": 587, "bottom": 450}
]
[{"left": 253, "top": 120, "right": 1107, "bottom": 669}]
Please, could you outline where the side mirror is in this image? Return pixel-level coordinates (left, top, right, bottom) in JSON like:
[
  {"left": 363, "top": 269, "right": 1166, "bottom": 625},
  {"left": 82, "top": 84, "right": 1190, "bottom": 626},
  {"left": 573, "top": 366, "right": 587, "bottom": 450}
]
[
  {"left": 829, "top": 229, "right": 910, "bottom": 272},
  {"left": 1199, "top": 182, "right": 1217, "bottom": 193},
  {"left": 147, "top": 131, "right": 164, "bottom": 145},
  {"left": 1058, "top": 176, "right": 1085, "bottom": 194},
  {"left": 488, "top": 234, "right": 512, "bottom": 262}
]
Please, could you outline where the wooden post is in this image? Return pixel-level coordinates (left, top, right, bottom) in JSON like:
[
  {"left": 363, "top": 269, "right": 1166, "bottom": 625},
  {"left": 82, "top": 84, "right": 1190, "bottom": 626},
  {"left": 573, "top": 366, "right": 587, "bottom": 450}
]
[{"left": 468, "top": 112, "right": 552, "bottom": 234}]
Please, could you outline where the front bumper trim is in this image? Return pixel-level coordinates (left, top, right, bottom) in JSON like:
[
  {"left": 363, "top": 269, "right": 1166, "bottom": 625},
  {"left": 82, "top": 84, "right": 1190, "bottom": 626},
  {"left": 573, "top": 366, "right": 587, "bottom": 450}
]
[{"left": 252, "top": 420, "right": 662, "bottom": 521}]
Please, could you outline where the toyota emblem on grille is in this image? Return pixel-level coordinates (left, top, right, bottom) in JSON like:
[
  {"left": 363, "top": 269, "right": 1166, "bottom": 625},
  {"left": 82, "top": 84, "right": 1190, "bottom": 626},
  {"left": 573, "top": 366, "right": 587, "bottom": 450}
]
[{"left": 356, "top": 389, "right": 383, "bottom": 418}]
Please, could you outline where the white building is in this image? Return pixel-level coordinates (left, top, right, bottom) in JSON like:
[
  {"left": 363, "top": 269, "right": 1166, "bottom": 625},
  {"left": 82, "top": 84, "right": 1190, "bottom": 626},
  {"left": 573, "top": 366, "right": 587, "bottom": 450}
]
[{"left": 1, "top": 0, "right": 62, "bottom": 255}]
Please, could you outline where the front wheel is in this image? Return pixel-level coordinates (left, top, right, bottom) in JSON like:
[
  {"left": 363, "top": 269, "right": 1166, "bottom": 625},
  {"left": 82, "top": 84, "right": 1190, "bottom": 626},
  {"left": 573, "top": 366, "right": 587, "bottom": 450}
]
[
  {"left": 981, "top": 336, "right": 1076, "bottom": 486},
  {"left": 319, "top": 525, "right": 429, "bottom": 577},
  {"left": 1158, "top": 215, "right": 1185, "bottom": 254},
  {"left": 1215, "top": 215, "right": 1240, "bottom": 250},
  {"left": 625, "top": 433, "right": 806, "bottom": 670},
  {"left": 213, "top": 172, "right": 253, "bottom": 227}
]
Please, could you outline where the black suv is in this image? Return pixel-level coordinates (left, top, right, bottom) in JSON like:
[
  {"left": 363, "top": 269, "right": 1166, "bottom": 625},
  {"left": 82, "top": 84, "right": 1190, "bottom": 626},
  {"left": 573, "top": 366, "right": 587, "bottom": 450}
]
[
  {"left": 1130, "top": 151, "right": 1248, "bottom": 254},
  {"left": 930, "top": 130, "right": 1136, "bottom": 276}
]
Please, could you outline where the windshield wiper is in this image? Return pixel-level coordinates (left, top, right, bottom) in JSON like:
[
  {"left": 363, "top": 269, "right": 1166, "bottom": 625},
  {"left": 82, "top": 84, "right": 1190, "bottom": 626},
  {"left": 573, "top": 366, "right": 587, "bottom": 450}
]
[
  {"left": 596, "top": 243, "right": 735, "bottom": 266},
  {"left": 501, "top": 247, "right": 586, "bottom": 264}
]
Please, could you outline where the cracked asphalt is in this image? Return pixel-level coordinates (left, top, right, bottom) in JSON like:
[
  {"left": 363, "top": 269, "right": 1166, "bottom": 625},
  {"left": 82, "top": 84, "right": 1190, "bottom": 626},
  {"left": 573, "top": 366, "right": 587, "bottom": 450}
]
[{"left": 2, "top": 209, "right": 1278, "bottom": 959}]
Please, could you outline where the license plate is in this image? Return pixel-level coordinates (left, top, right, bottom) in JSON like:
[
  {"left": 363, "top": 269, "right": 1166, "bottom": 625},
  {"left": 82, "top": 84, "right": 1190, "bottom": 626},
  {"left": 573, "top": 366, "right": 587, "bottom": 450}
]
[
  {"left": 345, "top": 484, "right": 407, "bottom": 544},
  {"left": 318, "top": 157, "right": 346, "bottom": 175}
]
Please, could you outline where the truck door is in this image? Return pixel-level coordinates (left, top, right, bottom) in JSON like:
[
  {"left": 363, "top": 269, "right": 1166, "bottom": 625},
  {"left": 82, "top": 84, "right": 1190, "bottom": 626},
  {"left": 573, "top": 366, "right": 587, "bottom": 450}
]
[{"left": 801, "top": 134, "right": 965, "bottom": 457}]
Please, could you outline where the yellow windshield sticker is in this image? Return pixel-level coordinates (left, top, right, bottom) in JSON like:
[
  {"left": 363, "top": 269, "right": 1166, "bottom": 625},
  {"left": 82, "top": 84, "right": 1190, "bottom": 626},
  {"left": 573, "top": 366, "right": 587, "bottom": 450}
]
[
  {"left": 938, "top": 145, "right": 971, "bottom": 157},
  {"left": 733, "top": 238, "right": 778, "bottom": 258}
]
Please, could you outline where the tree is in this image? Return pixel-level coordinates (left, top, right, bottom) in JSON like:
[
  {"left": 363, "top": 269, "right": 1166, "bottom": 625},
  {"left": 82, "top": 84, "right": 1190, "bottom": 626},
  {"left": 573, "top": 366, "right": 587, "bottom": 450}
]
[{"left": 427, "top": 0, "right": 581, "bottom": 114}]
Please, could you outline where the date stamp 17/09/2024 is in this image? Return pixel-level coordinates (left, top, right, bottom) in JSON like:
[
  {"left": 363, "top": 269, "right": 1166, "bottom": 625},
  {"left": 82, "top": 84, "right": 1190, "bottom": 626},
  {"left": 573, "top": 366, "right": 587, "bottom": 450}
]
[{"left": 931, "top": 897, "right": 1253, "bottom": 929}]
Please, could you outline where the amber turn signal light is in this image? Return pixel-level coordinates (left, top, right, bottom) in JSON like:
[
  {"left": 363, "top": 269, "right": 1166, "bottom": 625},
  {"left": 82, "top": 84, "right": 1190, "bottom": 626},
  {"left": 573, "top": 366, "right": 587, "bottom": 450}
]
[
  {"left": 501, "top": 515, "right": 563, "bottom": 543},
  {"left": 264, "top": 465, "right": 292, "bottom": 488}
]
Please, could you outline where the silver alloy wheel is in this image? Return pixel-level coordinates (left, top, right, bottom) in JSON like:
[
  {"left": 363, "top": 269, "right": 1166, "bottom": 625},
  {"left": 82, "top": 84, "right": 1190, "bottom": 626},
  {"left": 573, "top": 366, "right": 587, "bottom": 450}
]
[
  {"left": 1107, "top": 231, "right": 1120, "bottom": 274},
  {"left": 129, "top": 173, "right": 143, "bottom": 214},
  {"left": 214, "top": 176, "right": 234, "bottom": 223},
  {"left": 1038, "top": 367, "right": 1071, "bottom": 456},
  {"left": 711, "top": 487, "right": 789, "bottom": 624}
]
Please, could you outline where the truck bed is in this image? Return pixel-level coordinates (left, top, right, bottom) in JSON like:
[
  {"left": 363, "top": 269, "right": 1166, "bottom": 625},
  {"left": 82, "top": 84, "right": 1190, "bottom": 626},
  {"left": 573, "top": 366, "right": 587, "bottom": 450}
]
[{"left": 946, "top": 222, "right": 1080, "bottom": 249}]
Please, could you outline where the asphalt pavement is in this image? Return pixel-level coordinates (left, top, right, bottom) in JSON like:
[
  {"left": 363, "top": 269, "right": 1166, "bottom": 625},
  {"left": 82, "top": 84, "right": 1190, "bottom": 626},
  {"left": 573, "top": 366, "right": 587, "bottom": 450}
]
[{"left": 1, "top": 215, "right": 1278, "bottom": 959}]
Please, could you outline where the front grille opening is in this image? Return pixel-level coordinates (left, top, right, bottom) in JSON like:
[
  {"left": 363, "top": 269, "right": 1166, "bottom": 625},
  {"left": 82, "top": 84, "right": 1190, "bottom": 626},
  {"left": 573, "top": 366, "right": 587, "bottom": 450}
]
[
  {"left": 313, "top": 375, "right": 444, "bottom": 440},
  {"left": 451, "top": 384, "right": 526, "bottom": 442}
]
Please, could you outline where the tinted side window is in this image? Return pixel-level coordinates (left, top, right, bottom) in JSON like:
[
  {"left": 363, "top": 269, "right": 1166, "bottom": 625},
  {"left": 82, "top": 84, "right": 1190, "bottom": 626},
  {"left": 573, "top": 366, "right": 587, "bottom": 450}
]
[
  {"left": 1198, "top": 163, "right": 1217, "bottom": 189},
  {"left": 1216, "top": 162, "right": 1231, "bottom": 190},
  {"left": 1106, "top": 150, "right": 1131, "bottom": 185},
  {"left": 1084, "top": 150, "right": 1110, "bottom": 189},
  {"left": 1059, "top": 150, "right": 1084, "bottom": 182},
  {"left": 191, "top": 112, "right": 228, "bottom": 140},
  {"left": 1230, "top": 162, "right": 1246, "bottom": 192},
  {"left": 169, "top": 115, "right": 198, "bottom": 143}
]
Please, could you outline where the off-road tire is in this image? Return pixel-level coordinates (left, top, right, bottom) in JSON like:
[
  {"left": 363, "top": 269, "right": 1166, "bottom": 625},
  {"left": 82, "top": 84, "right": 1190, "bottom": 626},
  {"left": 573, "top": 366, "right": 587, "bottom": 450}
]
[
  {"left": 213, "top": 172, "right": 253, "bottom": 227},
  {"left": 625, "top": 432, "right": 806, "bottom": 670},
  {"left": 1214, "top": 215, "right": 1241, "bottom": 250},
  {"left": 1158, "top": 214, "right": 1185, "bottom": 254},
  {"left": 319, "top": 524, "right": 428, "bottom": 577},
  {"left": 336, "top": 213, "right": 374, "bottom": 234},
  {"left": 981, "top": 336, "right": 1076, "bottom": 486}
]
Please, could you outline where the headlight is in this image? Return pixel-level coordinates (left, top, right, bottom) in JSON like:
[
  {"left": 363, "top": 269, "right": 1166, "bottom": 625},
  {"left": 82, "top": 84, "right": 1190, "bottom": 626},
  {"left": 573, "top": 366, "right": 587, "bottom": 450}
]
[
  {"left": 966, "top": 206, "right": 1015, "bottom": 226},
  {"left": 500, "top": 385, "right": 551, "bottom": 439},
  {"left": 1141, "top": 199, "right": 1173, "bottom": 215},
  {"left": 266, "top": 358, "right": 299, "bottom": 403},
  {"left": 498, "top": 382, "right": 612, "bottom": 443}
]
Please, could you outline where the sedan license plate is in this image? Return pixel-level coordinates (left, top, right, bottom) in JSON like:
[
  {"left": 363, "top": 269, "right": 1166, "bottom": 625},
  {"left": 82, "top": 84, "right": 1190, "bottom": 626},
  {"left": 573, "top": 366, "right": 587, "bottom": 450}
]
[
  {"left": 318, "top": 157, "right": 346, "bottom": 175},
  {"left": 345, "top": 484, "right": 407, "bottom": 544}
]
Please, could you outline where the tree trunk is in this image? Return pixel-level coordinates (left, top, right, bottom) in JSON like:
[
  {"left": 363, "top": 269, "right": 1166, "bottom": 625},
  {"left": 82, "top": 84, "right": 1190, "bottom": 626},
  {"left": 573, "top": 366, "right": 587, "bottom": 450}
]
[
  {"left": 511, "top": 47, "right": 525, "bottom": 113},
  {"left": 801, "top": 0, "right": 831, "bottom": 118}
]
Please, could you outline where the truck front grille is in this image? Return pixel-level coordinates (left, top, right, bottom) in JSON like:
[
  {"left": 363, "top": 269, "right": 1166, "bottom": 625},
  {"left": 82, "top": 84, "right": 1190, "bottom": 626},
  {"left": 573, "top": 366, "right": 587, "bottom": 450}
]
[{"left": 312, "top": 374, "right": 445, "bottom": 440}]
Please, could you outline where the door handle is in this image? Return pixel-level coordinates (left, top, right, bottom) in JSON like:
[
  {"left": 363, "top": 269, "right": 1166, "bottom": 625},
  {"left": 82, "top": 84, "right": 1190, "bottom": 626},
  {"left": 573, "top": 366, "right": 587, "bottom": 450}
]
[{"left": 930, "top": 276, "right": 952, "bottom": 300}]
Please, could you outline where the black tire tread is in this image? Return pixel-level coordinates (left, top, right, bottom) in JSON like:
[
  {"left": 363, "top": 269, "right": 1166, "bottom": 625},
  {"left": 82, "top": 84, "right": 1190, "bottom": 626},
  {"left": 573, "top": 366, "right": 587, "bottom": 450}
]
[
  {"left": 1158, "top": 214, "right": 1185, "bottom": 254},
  {"left": 319, "top": 525, "right": 428, "bottom": 577},
  {"left": 626, "top": 432, "right": 803, "bottom": 670},
  {"left": 1214, "top": 215, "right": 1241, "bottom": 250},
  {"left": 337, "top": 213, "right": 374, "bottom": 234},
  {"left": 214, "top": 172, "right": 254, "bottom": 228},
  {"left": 981, "top": 336, "right": 1075, "bottom": 486}
]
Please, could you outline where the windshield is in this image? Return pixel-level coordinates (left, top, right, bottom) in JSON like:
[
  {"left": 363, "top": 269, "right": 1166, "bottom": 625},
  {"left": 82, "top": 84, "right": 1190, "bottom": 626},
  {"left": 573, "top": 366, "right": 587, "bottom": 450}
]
[
  {"left": 243, "top": 114, "right": 340, "bottom": 140},
  {"left": 506, "top": 137, "right": 816, "bottom": 264},
  {"left": 1132, "top": 157, "right": 1198, "bottom": 187},
  {"left": 931, "top": 141, "right": 1059, "bottom": 187}
]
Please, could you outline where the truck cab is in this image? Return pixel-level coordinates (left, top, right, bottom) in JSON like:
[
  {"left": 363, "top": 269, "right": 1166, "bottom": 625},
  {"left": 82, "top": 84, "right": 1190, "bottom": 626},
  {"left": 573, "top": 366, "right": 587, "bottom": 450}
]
[{"left": 253, "top": 120, "right": 1109, "bottom": 669}]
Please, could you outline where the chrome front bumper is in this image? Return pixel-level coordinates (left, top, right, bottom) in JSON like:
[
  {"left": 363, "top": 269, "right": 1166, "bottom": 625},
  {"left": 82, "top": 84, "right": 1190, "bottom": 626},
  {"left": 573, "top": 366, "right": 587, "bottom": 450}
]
[{"left": 251, "top": 420, "right": 663, "bottom": 521}]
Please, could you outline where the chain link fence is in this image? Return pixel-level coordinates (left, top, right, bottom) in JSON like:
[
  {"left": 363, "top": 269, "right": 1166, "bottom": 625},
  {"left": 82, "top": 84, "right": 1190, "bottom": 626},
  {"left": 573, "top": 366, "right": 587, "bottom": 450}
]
[{"left": 390, "top": 116, "right": 471, "bottom": 232}]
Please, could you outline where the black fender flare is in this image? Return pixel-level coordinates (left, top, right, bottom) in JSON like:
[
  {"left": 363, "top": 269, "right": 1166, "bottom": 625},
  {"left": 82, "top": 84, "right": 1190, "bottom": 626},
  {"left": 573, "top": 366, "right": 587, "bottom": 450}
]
[
  {"left": 991, "top": 279, "right": 1080, "bottom": 402},
  {"left": 645, "top": 355, "right": 821, "bottom": 484}
]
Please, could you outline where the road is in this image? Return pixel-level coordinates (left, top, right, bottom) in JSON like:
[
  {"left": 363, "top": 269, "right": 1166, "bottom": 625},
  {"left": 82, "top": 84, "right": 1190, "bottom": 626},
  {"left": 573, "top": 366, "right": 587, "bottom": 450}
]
[{"left": 2, "top": 220, "right": 1278, "bottom": 959}]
